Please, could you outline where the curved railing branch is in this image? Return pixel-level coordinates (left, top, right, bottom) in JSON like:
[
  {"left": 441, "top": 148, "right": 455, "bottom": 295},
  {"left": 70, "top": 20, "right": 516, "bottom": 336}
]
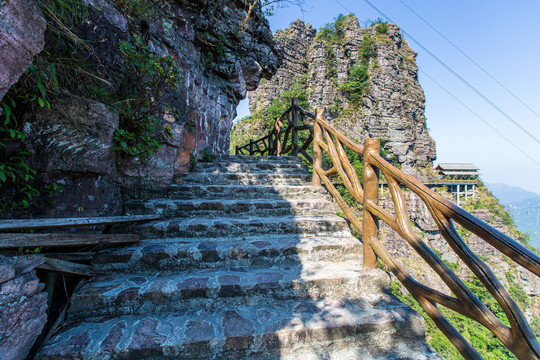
[
  {"left": 369, "top": 153, "right": 540, "bottom": 277},
  {"left": 236, "top": 98, "right": 540, "bottom": 359},
  {"left": 312, "top": 107, "right": 540, "bottom": 360}
]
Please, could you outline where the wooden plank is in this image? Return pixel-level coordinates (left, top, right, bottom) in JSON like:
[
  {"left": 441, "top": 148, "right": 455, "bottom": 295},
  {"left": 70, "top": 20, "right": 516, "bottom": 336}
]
[
  {"left": 0, "top": 233, "right": 139, "bottom": 249},
  {"left": 44, "top": 252, "right": 96, "bottom": 262},
  {"left": 37, "top": 257, "right": 94, "bottom": 277},
  {"left": 0, "top": 214, "right": 159, "bottom": 232},
  {"left": 0, "top": 251, "right": 96, "bottom": 262}
]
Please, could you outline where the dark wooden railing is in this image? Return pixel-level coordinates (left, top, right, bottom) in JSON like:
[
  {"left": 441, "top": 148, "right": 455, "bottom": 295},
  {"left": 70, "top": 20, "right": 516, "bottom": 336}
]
[
  {"left": 236, "top": 98, "right": 540, "bottom": 360},
  {"left": 236, "top": 98, "right": 314, "bottom": 163}
]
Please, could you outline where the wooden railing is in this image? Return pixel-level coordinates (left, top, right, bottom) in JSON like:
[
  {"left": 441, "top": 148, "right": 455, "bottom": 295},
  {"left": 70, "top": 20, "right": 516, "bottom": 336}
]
[
  {"left": 235, "top": 98, "right": 314, "bottom": 163},
  {"left": 236, "top": 99, "right": 540, "bottom": 360}
]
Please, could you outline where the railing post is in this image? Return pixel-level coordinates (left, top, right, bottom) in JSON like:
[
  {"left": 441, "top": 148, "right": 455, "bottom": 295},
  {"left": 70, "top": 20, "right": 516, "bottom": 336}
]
[
  {"left": 249, "top": 140, "right": 254, "bottom": 155},
  {"left": 276, "top": 124, "right": 282, "bottom": 156},
  {"left": 363, "top": 138, "right": 379, "bottom": 270},
  {"left": 235, "top": 145, "right": 239, "bottom": 155},
  {"left": 291, "top": 97, "right": 299, "bottom": 156},
  {"left": 312, "top": 107, "right": 324, "bottom": 186}
]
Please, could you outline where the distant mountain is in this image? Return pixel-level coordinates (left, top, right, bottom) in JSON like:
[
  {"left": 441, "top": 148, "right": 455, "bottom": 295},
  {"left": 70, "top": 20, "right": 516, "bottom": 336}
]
[{"left": 486, "top": 183, "right": 540, "bottom": 248}]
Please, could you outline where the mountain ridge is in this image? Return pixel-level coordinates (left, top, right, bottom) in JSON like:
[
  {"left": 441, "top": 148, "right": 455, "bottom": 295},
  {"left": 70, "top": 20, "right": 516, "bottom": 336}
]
[{"left": 486, "top": 182, "right": 540, "bottom": 248}]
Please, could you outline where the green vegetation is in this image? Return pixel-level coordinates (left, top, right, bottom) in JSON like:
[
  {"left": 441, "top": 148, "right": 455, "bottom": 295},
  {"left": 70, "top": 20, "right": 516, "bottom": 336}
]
[
  {"left": 375, "top": 21, "right": 388, "bottom": 35},
  {"left": 392, "top": 276, "right": 520, "bottom": 359},
  {"left": 111, "top": 0, "right": 167, "bottom": 20},
  {"left": 338, "top": 65, "right": 369, "bottom": 107},
  {"left": 390, "top": 210, "right": 539, "bottom": 360},
  {"left": 263, "top": 74, "right": 310, "bottom": 127},
  {"left": 316, "top": 14, "right": 348, "bottom": 44},
  {"left": 113, "top": 37, "right": 180, "bottom": 162},
  {"left": 338, "top": 28, "right": 376, "bottom": 108},
  {"left": 315, "top": 14, "right": 351, "bottom": 79},
  {"left": 0, "top": 0, "right": 182, "bottom": 215}
]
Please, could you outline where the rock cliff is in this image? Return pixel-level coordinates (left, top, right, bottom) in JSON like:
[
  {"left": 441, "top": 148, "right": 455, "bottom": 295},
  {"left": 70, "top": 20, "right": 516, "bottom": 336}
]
[
  {"left": 246, "top": 15, "right": 436, "bottom": 172},
  {"left": 1, "top": 0, "right": 279, "bottom": 217}
]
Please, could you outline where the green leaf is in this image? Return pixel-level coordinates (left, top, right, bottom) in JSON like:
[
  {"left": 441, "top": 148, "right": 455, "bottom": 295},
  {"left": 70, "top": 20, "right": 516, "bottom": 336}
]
[
  {"left": 1, "top": 102, "right": 11, "bottom": 118},
  {"left": 37, "top": 81, "right": 46, "bottom": 97}
]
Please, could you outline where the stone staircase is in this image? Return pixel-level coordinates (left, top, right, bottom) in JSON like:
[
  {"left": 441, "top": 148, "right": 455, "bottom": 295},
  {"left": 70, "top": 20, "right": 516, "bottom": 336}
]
[{"left": 37, "top": 155, "right": 442, "bottom": 359}]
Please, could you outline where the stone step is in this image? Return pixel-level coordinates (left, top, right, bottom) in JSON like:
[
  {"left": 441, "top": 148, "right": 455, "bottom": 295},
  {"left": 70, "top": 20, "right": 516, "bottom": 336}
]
[
  {"left": 212, "top": 154, "right": 303, "bottom": 164},
  {"left": 68, "top": 263, "right": 386, "bottom": 320},
  {"left": 193, "top": 161, "right": 308, "bottom": 174},
  {"left": 37, "top": 296, "right": 431, "bottom": 360},
  {"left": 173, "top": 172, "right": 312, "bottom": 186},
  {"left": 124, "top": 198, "right": 337, "bottom": 218},
  {"left": 93, "top": 235, "right": 362, "bottom": 272},
  {"left": 167, "top": 184, "right": 330, "bottom": 200},
  {"left": 130, "top": 215, "right": 351, "bottom": 239},
  {"left": 280, "top": 342, "right": 443, "bottom": 360}
]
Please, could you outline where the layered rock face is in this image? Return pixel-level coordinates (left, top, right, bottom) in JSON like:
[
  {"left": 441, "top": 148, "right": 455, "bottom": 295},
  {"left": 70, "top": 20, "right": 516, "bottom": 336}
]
[
  {"left": 0, "top": 0, "right": 46, "bottom": 101},
  {"left": 0, "top": 256, "right": 48, "bottom": 360},
  {"left": 2, "top": 0, "right": 279, "bottom": 217},
  {"left": 249, "top": 19, "right": 316, "bottom": 112},
  {"left": 248, "top": 15, "right": 436, "bottom": 172}
]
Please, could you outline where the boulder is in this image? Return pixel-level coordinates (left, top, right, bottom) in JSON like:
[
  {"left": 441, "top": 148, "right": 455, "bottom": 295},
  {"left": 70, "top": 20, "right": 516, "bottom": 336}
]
[
  {"left": 0, "top": 0, "right": 46, "bottom": 101},
  {"left": 0, "top": 255, "right": 47, "bottom": 360}
]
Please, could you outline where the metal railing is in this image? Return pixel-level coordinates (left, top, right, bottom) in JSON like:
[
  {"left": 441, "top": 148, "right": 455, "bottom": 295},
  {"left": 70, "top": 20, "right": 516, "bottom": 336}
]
[{"left": 236, "top": 98, "right": 540, "bottom": 359}]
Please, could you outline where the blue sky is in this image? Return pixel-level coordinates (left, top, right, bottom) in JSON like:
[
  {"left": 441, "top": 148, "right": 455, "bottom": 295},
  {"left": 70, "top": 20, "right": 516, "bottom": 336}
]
[{"left": 236, "top": 0, "right": 540, "bottom": 195}]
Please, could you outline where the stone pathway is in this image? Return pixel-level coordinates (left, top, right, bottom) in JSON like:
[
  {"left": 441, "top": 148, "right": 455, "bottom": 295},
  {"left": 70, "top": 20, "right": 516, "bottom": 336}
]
[{"left": 36, "top": 155, "right": 442, "bottom": 359}]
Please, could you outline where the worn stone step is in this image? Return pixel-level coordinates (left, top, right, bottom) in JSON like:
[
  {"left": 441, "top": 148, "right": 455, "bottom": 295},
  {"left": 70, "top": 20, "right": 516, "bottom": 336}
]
[
  {"left": 124, "top": 198, "right": 337, "bottom": 218},
  {"left": 93, "top": 235, "right": 362, "bottom": 272},
  {"left": 167, "top": 184, "right": 330, "bottom": 201},
  {"left": 173, "top": 172, "right": 312, "bottom": 186},
  {"left": 193, "top": 161, "right": 309, "bottom": 174},
  {"left": 212, "top": 154, "right": 303, "bottom": 164},
  {"left": 130, "top": 215, "right": 351, "bottom": 239},
  {"left": 68, "top": 264, "right": 387, "bottom": 320},
  {"left": 280, "top": 342, "right": 443, "bottom": 360},
  {"left": 37, "top": 296, "right": 430, "bottom": 360}
]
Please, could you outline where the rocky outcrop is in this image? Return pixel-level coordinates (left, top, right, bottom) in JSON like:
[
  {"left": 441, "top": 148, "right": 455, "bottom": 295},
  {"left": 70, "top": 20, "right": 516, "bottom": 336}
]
[
  {"left": 24, "top": 95, "right": 123, "bottom": 215},
  {"left": 0, "top": 0, "right": 46, "bottom": 102},
  {"left": 0, "top": 255, "right": 48, "bottom": 360},
  {"left": 249, "top": 19, "right": 316, "bottom": 112},
  {"left": 2, "top": 0, "right": 279, "bottom": 217},
  {"left": 247, "top": 15, "right": 436, "bottom": 172}
]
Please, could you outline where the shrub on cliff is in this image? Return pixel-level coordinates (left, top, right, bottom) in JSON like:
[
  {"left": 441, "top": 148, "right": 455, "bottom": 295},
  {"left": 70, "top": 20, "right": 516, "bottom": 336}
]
[{"left": 338, "top": 65, "right": 369, "bottom": 107}]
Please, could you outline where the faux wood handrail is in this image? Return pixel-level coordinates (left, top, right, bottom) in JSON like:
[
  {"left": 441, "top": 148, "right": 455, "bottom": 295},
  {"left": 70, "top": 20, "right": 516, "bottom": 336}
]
[
  {"left": 311, "top": 108, "right": 540, "bottom": 360},
  {"left": 235, "top": 97, "right": 314, "bottom": 163},
  {"left": 237, "top": 98, "right": 540, "bottom": 359}
]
